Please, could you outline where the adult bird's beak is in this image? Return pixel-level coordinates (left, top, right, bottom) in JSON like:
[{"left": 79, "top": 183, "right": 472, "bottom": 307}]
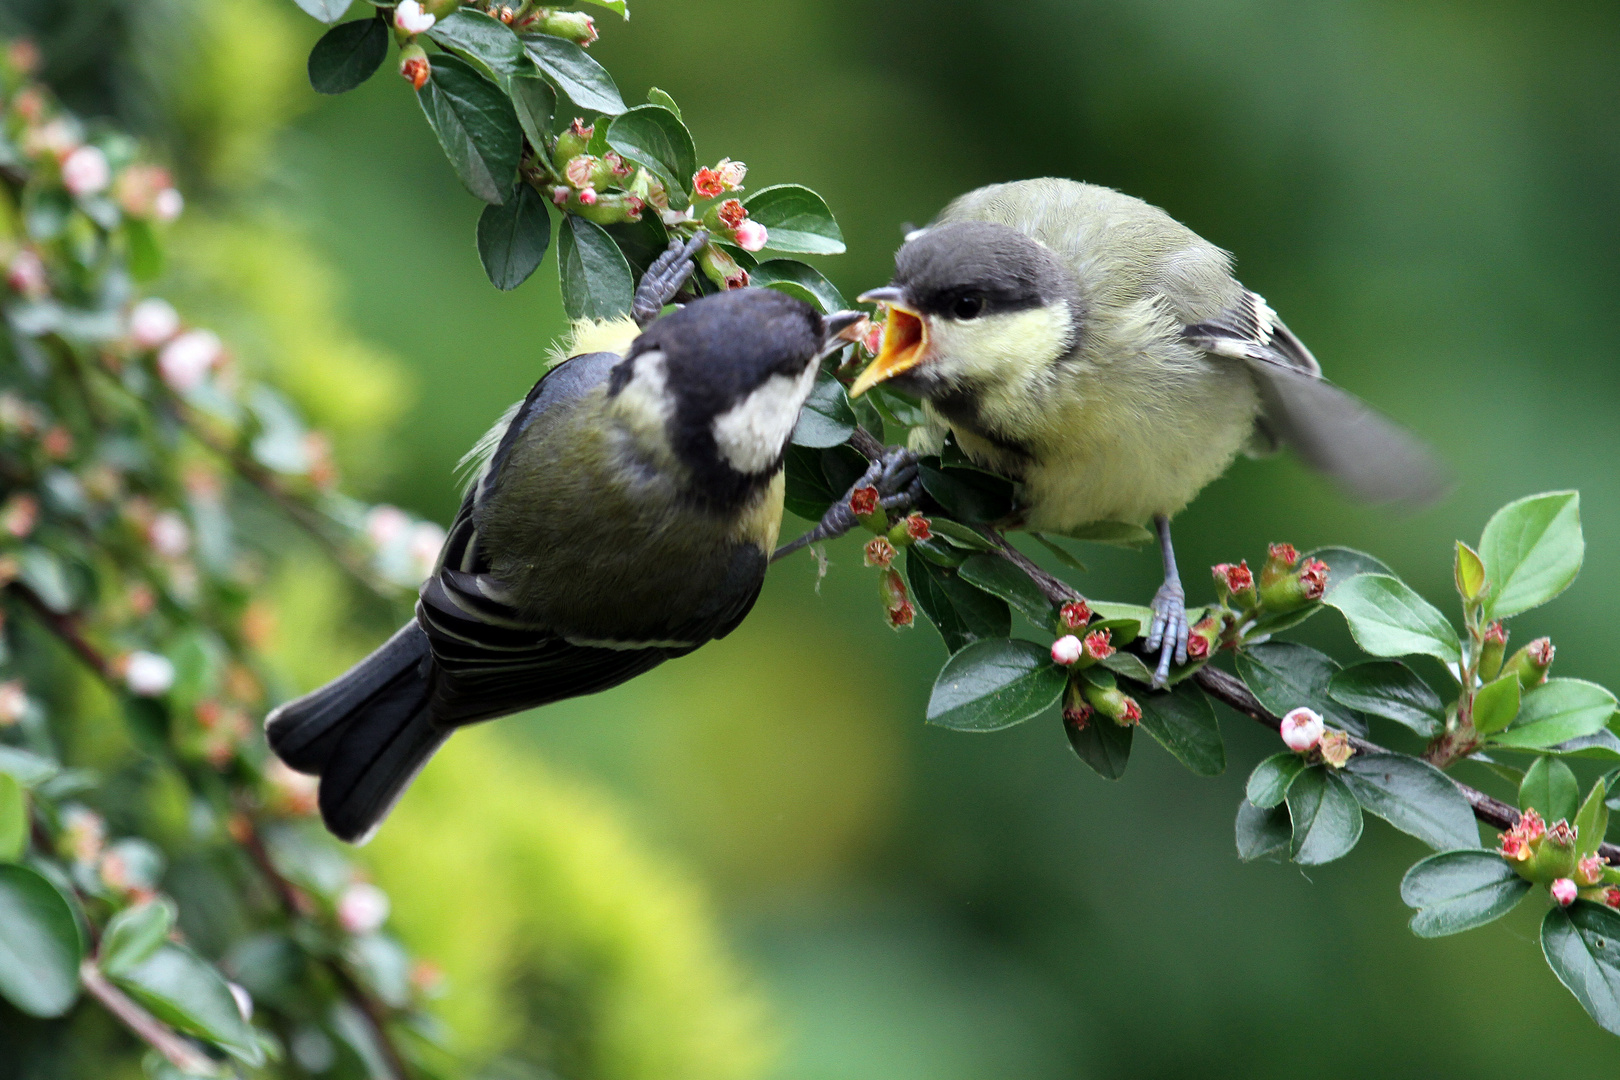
[
  {"left": 821, "top": 310, "right": 867, "bottom": 354},
  {"left": 851, "top": 286, "right": 927, "bottom": 398}
]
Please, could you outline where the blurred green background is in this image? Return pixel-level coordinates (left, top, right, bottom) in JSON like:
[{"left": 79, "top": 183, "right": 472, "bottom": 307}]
[{"left": 11, "top": 0, "right": 1620, "bottom": 1075}]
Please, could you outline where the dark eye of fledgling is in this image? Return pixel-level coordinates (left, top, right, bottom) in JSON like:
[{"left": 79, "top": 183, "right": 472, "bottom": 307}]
[{"left": 951, "top": 294, "right": 985, "bottom": 320}]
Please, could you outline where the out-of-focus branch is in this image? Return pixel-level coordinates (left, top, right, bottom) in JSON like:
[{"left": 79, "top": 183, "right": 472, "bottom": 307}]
[{"left": 80, "top": 961, "right": 217, "bottom": 1076}]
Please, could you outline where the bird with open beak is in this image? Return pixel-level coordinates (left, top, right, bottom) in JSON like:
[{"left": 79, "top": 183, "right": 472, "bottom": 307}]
[{"left": 852, "top": 178, "right": 1445, "bottom": 686}]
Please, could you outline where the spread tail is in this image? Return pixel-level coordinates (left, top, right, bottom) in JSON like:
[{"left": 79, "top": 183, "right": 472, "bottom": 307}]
[{"left": 264, "top": 622, "right": 449, "bottom": 844}]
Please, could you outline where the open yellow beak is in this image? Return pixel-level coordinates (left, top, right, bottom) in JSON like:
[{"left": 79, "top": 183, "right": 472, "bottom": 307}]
[{"left": 850, "top": 289, "right": 927, "bottom": 398}]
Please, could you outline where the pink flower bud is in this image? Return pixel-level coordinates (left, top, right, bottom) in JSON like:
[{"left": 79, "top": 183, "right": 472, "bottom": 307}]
[
  {"left": 1552, "top": 878, "right": 1578, "bottom": 906},
  {"left": 393, "top": 0, "right": 437, "bottom": 34},
  {"left": 1051, "top": 635, "right": 1083, "bottom": 666},
  {"left": 552, "top": 187, "right": 571, "bottom": 206},
  {"left": 153, "top": 188, "right": 184, "bottom": 222},
  {"left": 3, "top": 493, "right": 37, "bottom": 539},
  {"left": 128, "top": 298, "right": 180, "bottom": 348},
  {"left": 1213, "top": 560, "right": 1254, "bottom": 602},
  {"left": 693, "top": 167, "right": 725, "bottom": 200},
  {"left": 1186, "top": 614, "right": 1221, "bottom": 661},
  {"left": 147, "top": 510, "right": 190, "bottom": 558},
  {"left": 365, "top": 504, "right": 410, "bottom": 548},
  {"left": 577, "top": 187, "right": 598, "bottom": 205},
  {"left": 1298, "top": 558, "right": 1329, "bottom": 602},
  {"left": 157, "top": 329, "right": 222, "bottom": 392},
  {"left": 715, "top": 158, "right": 747, "bottom": 189},
  {"left": 124, "top": 651, "right": 175, "bottom": 697},
  {"left": 716, "top": 199, "right": 747, "bottom": 230},
  {"left": 1578, "top": 854, "right": 1608, "bottom": 886},
  {"left": 1280, "top": 707, "right": 1324, "bottom": 752},
  {"left": 337, "top": 882, "right": 390, "bottom": 934},
  {"left": 61, "top": 806, "right": 105, "bottom": 864},
  {"left": 0, "top": 681, "right": 28, "bottom": 726},
  {"left": 409, "top": 521, "right": 446, "bottom": 581},
  {"left": 1059, "top": 601, "right": 1092, "bottom": 631},
  {"left": 864, "top": 536, "right": 896, "bottom": 568},
  {"left": 1082, "top": 630, "right": 1114, "bottom": 662},
  {"left": 61, "top": 145, "right": 110, "bottom": 197},
  {"left": 7, "top": 250, "right": 47, "bottom": 298},
  {"left": 849, "top": 486, "right": 879, "bottom": 517},
  {"left": 734, "top": 220, "right": 768, "bottom": 252}
]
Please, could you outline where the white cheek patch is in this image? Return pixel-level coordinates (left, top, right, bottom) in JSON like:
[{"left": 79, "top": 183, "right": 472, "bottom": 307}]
[
  {"left": 615, "top": 349, "right": 671, "bottom": 422},
  {"left": 929, "top": 301, "right": 1074, "bottom": 383},
  {"left": 711, "top": 361, "right": 819, "bottom": 474}
]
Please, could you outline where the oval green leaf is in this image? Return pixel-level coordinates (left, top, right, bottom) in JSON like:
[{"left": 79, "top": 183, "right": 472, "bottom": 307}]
[
  {"left": 606, "top": 105, "right": 696, "bottom": 210},
  {"left": 1236, "top": 641, "right": 1366, "bottom": 736},
  {"left": 751, "top": 259, "right": 848, "bottom": 315},
  {"left": 1472, "top": 674, "right": 1522, "bottom": 737},
  {"left": 100, "top": 897, "right": 178, "bottom": 978},
  {"left": 926, "top": 638, "right": 1067, "bottom": 732},
  {"left": 520, "top": 33, "right": 626, "bottom": 115},
  {"left": 477, "top": 182, "right": 552, "bottom": 290},
  {"left": 1401, "top": 849, "right": 1531, "bottom": 937},
  {"left": 1236, "top": 799, "right": 1292, "bottom": 862},
  {"left": 741, "top": 184, "right": 845, "bottom": 255},
  {"left": 1326, "top": 573, "right": 1461, "bottom": 664},
  {"left": 1286, "top": 767, "right": 1363, "bottom": 865},
  {"left": 417, "top": 55, "right": 523, "bottom": 204},
  {"left": 1542, "top": 902, "right": 1620, "bottom": 1035},
  {"left": 1520, "top": 755, "right": 1580, "bottom": 822},
  {"left": 114, "top": 944, "right": 263, "bottom": 1064},
  {"left": 0, "top": 746, "right": 58, "bottom": 787},
  {"left": 917, "top": 463, "right": 1014, "bottom": 524},
  {"left": 1340, "top": 753, "right": 1480, "bottom": 851},
  {"left": 1481, "top": 491, "right": 1583, "bottom": 620},
  {"left": 509, "top": 73, "right": 557, "bottom": 152},
  {"left": 1328, "top": 660, "right": 1444, "bottom": 737},
  {"left": 1574, "top": 778, "right": 1609, "bottom": 860},
  {"left": 1305, "top": 545, "right": 1394, "bottom": 596},
  {"left": 956, "top": 553, "right": 1054, "bottom": 628},
  {"left": 291, "top": 0, "right": 351, "bottom": 23},
  {"left": 1247, "top": 752, "right": 1307, "bottom": 809},
  {"left": 1492, "top": 678, "right": 1618, "bottom": 750},
  {"left": 790, "top": 373, "right": 857, "bottom": 448},
  {"left": 0, "top": 774, "right": 25, "bottom": 861},
  {"left": 0, "top": 864, "right": 82, "bottom": 1018},
  {"left": 307, "top": 17, "right": 388, "bottom": 95},
  {"left": 1136, "top": 681, "right": 1224, "bottom": 776},
  {"left": 906, "top": 553, "right": 1011, "bottom": 656},
  {"left": 1066, "top": 714, "right": 1133, "bottom": 779},
  {"left": 428, "top": 9, "right": 526, "bottom": 74},
  {"left": 557, "top": 215, "right": 633, "bottom": 320}
]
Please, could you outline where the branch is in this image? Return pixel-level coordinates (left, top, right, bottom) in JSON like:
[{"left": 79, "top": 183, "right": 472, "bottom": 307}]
[{"left": 80, "top": 961, "right": 218, "bottom": 1076}]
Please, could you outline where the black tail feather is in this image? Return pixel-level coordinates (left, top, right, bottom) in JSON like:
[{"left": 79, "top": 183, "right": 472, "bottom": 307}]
[{"left": 264, "top": 622, "right": 448, "bottom": 843}]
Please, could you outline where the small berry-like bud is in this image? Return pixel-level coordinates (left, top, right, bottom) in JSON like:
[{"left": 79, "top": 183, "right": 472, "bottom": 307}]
[
  {"left": 715, "top": 158, "right": 747, "bottom": 190},
  {"left": 1606, "top": 887, "right": 1620, "bottom": 908},
  {"left": 1186, "top": 615, "right": 1220, "bottom": 661},
  {"left": 1081, "top": 682, "right": 1140, "bottom": 726},
  {"left": 697, "top": 243, "right": 748, "bottom": 290},
  {"left": 905, "top": 515, "right": 932, "bottom": 542},
  {"left": 693, "top": 167, "right": 725, "bottom": 200},
  {"left": 7, "top": 250, "right": 47, "bottom": 298},
  {"left": 1502, "top": 637, "right": 1554, "bottom": 690},
  {"left": 1546, "top": 819, "right": 1577, "bottom": 850},
  {"left": 2, "top": 494, "right": 38, "bottom": 539},
  {"left": 394, "top": 0, "right": 437, "bottom": 35},
  {"left": 1081, "top": 630, "right": 1114, "bottom": 664},
  {"left": 537, "top": 10, "right": 597, "bottom": 46},
  {"left": 564, "top": 154, "right": 598, "bottom": 188},
  {"left": 1062, "top": 679, "right": 1093, "bottom": 729},
  {"left": 0, "top": 681, "right": 28, "bottom": 726},
  {"left": 734, "top": 220, "right": 769, "bottom": 252},
  {"left": 1051, "top": 635, "right": 1083, "bottom": 666},
  {"left": 716, "top": 198, "right": 747, "bottom": 230},
  {"left": 157, "top": 329, "right": 223, "bottom": 392},
  {"left": 1578, "top": 854, "right": 1608, "bottom": 886},
  {"left": 147, "top": 510, "right": 190, "bottom": 558},
  {"left": 864, "top": 536, "right": 896, "bottom": 568},
  {"left": 849, "top": 486, "right": 879, "bottom": 518},
  {"left": 1260, "top": 547, "right": 1328, "bottom": 612},
  {"left": 1212, "top": 561, "right": 1256, "bottom": 606},
  {"left": 1552, "top": 878, "right": 1578, "bottom": 906},
  {"left": 577, "top": 187, "right": 598, "bottom": 206},
  {"left": 1317, "top": 729, "right": 1354, "bottom": 768},
  {"left": 61, "top": 145, "right": 110, "bottom": 197},
  {"left": 124, "top": 651, "right": 175, "bottom": 697},
  {"left": 1280, "top": 707, "right": 1325, "bottom": 752},
  {"left": 1059, "top": 601, "right": 1092, "bottom": 631},
  {"left": 128, "top": 298, "right": 180, "bottom": 349},
  {"left": 1478, "top": 621, "right": 1508, "bottom": 681},
  {"left": 1298, "top": 559, "right": 1329, "bottom": 602},
  {"left": 338, "top": 882, "right": 390, "bottom": 935},
  {"left": 399, "top": 44, "right": 431, "bottom": 89}
]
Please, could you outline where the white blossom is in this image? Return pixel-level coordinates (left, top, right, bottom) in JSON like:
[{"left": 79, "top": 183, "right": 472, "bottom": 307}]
[
  {"left": 61, "top": 145, "right": 110, "bottom": 197},
  {"left": 157, "top": 329, "right": 222, "bottom": 392},
  {"left": 337, "top": 882, "right": 390, "bottom": 935},
  {"left": 125, "top": 651, "right": 175, "bottom": 697},
  {"left": 394, "top": 0, "right": 436, "bottom": 34},
  {"left": 129, "top": 298, "right": 180, "bottom": 349},
  {"left": 1280, "top": 707, "right": 1325, "bottom": 752}
]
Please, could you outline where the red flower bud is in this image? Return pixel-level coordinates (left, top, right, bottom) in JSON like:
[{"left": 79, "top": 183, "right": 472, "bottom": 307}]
[
  {"left": 905, "top": 515, "right": 932, "bottom": 541},
  {"left": 1606, "top": 887, "right": 1620, "bottom": 909},
  {"left": 1185, "top": 615, "right": 1221, "bottom": 661},
  {"left": 1059, "top": 601, "right": 1092, "bottom": 631},
  {"left": 716, "top": 199, "right": 748, "bottom": 231},
  {"left": 888, "top": 600, "right": 915, "bottom": 629},
  {"left": 1298, "top": 558, "right": 1329, "bottom": 601},
  {"left": 1212, "top": 561, "right": 1255, "bottom": 605},
  {"left": 1552, "top": 878, "right": 1578, "bottom": 906},
  {"left": 398, "top": 45, "right": 431, "bottom": 91},
  {"left": 1268, "top": 542, "right": 1298, "bottom": 566},
  {"left": 864, "top": 536, "right": 896, "bottom": 568},
  {"left": 1502, "top": 637, "right": 1554, "bottom": 690},
  {"left": 577, "top": 187, "right": 598, "bottom": 206},
  {"left": 693, "top": 167, "right": 725, "bottom": 200},
  {"left": 1082, "top": 630, "right": 1114, "bottom": 663},
  {"left": 1478, "top": 621, "right": 1508, "bottom": 681},
  {"left": 849, "top": 486, "right": 879, "bottom": 517}
]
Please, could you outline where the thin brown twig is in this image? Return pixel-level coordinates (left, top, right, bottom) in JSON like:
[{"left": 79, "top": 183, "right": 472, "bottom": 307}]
[{"left": 80, "top": 961, "right": 218, "bottom": 1076}]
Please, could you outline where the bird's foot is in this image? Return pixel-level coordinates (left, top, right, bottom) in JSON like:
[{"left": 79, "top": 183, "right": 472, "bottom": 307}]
[
  {"left": 874, "top": 446, "right": 922, "bottom": 515},
  {"left": 771, "top": 445, "right": 922, "bottom": 562},
  {"left": 631, "top": 232, "right": 709, "bottom": 327},
  {"left": 1145, "top": 578, "right": 1189, "bottom": 689}
]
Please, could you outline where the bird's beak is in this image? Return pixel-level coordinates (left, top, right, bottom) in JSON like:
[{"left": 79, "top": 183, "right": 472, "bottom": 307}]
[
  {"left": 850, "top": 287, "right": 927, "bottom": 398},
  {"left": 820, "top": 310, "right": 867, "bottom": 354}
]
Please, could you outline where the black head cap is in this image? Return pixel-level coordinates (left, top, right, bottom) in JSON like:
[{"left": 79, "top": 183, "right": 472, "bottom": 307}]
[{"left": 893, "top": 221, "right": 1076, "bottom": 321}]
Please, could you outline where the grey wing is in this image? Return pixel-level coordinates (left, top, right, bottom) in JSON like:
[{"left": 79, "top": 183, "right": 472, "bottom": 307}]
[
  {"left": 1184, "top": 290, "right": 1448, "bottom": 506},
  {"left": 418, "top": 351, "right": 684, "bottom": 726}
]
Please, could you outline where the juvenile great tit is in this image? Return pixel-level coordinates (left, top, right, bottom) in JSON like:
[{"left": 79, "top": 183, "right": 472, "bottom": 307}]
[
  {"left": 267, "top": 239, "right": 863, "bottom": 842},
  {"left": 852, "top": 178, "right": 1445, "bottom": 685}
]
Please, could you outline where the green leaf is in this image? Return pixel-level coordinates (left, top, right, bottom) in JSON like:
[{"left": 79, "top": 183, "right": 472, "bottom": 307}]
[
  {"left": 99, "top": 898, "right": 177, "bottom": 977},
  {"left": 0, "top": 747, "right": 57, "bottom": 787},
  {"left": 1305, "top": 546, "right": 1395, "bottom": 596},
  {"left": 0, "top": 864, "right": 82, "bottom": 1018},
  {"left": 307, "top": 16, "right": 388, "bottom": 94},
  {"left": 1235, "top": 799, "right": 1292, "bottom": 861},
  {"left": 926, "top": 638, "right": 1067, "bottom": 732},
  {"left": 606, "top": 106, "right": 696, "bottom": 210},
  {"left": 1065, "top": 714, "right": 1133, "bottom": 779},
  {"left": 925, "top": 518, "right": 999, "bottom": 552},
  {"left": 1286, "top": 767, "right": 1363, "bottom": 865},
  {"left": 1135, "top": 682, "right": 1224, "bottom": 776},
  {"left": 1492, "top": 679, "right": 1618, "bottom": 750},
  {"left": 741, "top": 184, "right": 846, "bottom": 255},
  {"left": 1243, "top": 603, "right": 1326, "bottom": 640},
  {"left": 1029, "top": 532, "right": 1088, "bottom": 571},
  {"left": 1455, "top": 540, "right": 1487, "bottom": 602},
  {"left": 557, "top": 215, "right": 633, "bottom": 320},
  {"left": 790, "top": 374, "right": 856, "bottom": 448},
  {"left": 509, "top": 73, "right": 556, "bottom": 151},
  {"left": 1542, "top": 902, "right": 1620, "bottom": 1035},
  {"left": 1051, "top": 520, "right": 1154, "bottom": 548},
  {"left": 1574, "top": 778, "right": 1609, "bottom": 859},
  {"left": 906, "top": 552, "right": 1011, "bottom": 655},
  {"left": 1401, "top": 850, "right": 1531, "bottom": 937},
  {"left": 1471, "top": 674, "right": 1521, "bottom": 737},
  {"left": 1247, "top": 752, "right": 1307, "bottom": 809},
  {"left": 428, "top": 9, "right": 526, "bottom": 74},
  {"left": 782, "top": 443, "right": 866, "bottom": 521},
  {"left": 417, "top": 55, "right": 523, "bottom": 204},
  {"left": 956, "top": 553, "right": 1053, "bottom": 627},
  {"left": 1328, "top": 661, "right": 1444, "bottom": 738},
  {"left": 751, "top": 259, "right": 847, "bottom": 315},
  {"left": 1481, "top": 491, "right": 1583, "bottom": 620},
  {"left": 1521, "top": 756, "right": 1580, "bottom": 822},
  {"left": 0, "top": 774, "right": 25, "bottom": 861},
  {"left": 1098, "top": 650, "right": 1157, "bottom": 684},
  {"left": 520, "top": 34, "right": 626, "bottom": 115},
  {"left": 1087, "top": 602, "right": 1156, "bottom": 638},
  {"left": 1326, "top": 573, "right": 1461, "bottom": 664},
  {"left": 1236, "top": 641, "right": 1366, "bottom": 736},
  {"left": 1340, "top": 753, "right": 1480, "bottom": 851},
  {"left": 1551, "top": 730, "right": 1620, "bottom": 761},
  {"left": 918, "top": 463, "right": 1015, "bottom": 524},
  {"left": 114, "top": 945, "right": 263, "bottom": 1064},
  {"left": 579, "top": 0, "right": 627, "bottom": 17},
  {"left": 124, "top": 218, "right": 163, "bottom": 282},
  {"left": 646, "top": 86, "right": 680, "bottom": 119},
  {"left": 477, "top": 182, "right": 551, "bottom": 290},
  {"left": 291, "top": 0, "right": 350, "bottom": 23}
]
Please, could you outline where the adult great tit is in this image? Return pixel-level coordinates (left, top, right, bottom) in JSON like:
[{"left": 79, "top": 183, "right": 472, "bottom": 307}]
[
  {"left": 267, "top": 240, "right": 862, "bottom": 842},
  {"left": 852, "top": 178, "right": 1445, "bottom": 685}
]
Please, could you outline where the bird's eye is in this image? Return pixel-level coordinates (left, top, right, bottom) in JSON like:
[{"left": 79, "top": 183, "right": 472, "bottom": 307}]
[{"left": 952, "top": 295, "right": 984, "bottom": 320}]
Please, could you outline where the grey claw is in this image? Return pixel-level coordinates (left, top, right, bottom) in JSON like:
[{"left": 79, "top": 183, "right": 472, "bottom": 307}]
[
  {"left": 1148, "top": 580, "right": 1187, "bottom": 689},
  {"left": 632, "top": 232, "right": 709, "bottom": 326}
]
